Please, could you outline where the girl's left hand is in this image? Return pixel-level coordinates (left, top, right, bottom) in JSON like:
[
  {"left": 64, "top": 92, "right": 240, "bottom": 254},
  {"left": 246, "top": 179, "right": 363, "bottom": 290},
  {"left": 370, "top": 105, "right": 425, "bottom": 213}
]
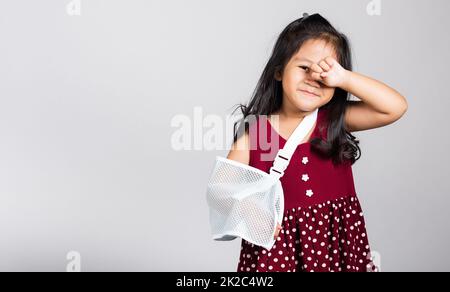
[
  {"left": 309, "top": 56, "right": 349, "bottom": 88},
  {"left": 273, "top": 223, "right": 282, "bottom": 240}
]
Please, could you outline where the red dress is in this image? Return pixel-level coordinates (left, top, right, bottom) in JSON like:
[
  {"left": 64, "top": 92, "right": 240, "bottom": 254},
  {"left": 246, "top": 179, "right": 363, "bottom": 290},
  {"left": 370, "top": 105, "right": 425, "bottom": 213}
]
[{"left": 237, "top": 107, "right": 378, "bottom": 272}]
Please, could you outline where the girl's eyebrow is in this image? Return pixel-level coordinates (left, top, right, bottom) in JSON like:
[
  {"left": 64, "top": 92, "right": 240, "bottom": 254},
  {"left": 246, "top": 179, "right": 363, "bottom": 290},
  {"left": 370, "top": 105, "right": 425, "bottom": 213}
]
[{"left": 293, "top": 57, "right": 314, "bottom": 63}]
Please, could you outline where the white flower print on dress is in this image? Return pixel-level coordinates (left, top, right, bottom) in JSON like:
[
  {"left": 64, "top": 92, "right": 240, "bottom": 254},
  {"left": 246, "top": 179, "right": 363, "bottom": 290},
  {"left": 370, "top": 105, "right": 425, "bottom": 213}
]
[{"left": 302, "top": 157, "right": 309, "bottom": 165}]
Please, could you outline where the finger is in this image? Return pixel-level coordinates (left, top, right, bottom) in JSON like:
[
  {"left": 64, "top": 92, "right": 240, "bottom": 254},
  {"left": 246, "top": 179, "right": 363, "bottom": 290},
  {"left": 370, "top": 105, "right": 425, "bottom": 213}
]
[
  {"left": 310, "top": 63, "right": 323, "bottom": 73},
  {"left": 311, "top": 72, "right": 323, "bottom": 81},
  {"left": 274, "top": 225, "right": 281, "bottom": 239},
  {"left": 319, "top": 60, "right": 331, "bottom": 71},
  {"left": 324, "top": 56, "right": 336, "bottom": 67},
  {"left": 320, "top": 72, "right": 328, "bottom": 78}
]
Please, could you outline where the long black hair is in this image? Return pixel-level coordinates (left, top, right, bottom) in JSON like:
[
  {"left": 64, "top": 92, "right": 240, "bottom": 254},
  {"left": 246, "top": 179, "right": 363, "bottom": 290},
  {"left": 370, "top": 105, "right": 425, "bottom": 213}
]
[{"left": 232, "top": 13, "right": 360, "bottom": 165}]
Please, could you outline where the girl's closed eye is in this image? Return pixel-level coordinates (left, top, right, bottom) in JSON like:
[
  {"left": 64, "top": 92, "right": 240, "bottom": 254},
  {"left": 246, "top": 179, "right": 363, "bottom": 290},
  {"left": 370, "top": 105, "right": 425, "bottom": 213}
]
[{"left": 299, "top": 66, "right": 310, "bottom": 72}]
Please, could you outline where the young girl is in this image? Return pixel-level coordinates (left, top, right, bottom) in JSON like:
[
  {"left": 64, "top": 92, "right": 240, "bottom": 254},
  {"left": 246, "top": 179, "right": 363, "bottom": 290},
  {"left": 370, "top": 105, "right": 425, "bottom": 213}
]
[{"left": 227, "top": 13, "right": 408, "bottom": 272}]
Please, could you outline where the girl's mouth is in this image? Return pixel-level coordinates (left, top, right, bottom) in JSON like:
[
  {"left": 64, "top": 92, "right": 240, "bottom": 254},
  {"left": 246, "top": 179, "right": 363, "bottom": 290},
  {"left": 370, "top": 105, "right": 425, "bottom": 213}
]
[{"left": 298, "top": 89, "right": 320, "bottom": 98}]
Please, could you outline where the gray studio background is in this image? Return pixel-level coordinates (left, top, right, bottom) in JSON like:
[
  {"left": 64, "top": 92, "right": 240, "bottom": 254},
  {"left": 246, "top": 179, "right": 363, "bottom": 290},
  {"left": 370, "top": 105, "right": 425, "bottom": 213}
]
[{"left": 0, "top": 0, "right": 449, "bottom": 272}]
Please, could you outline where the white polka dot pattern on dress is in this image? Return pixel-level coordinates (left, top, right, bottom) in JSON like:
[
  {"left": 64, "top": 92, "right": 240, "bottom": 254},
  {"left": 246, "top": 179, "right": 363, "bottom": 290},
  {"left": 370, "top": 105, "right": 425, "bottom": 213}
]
[{"left": 237, "top": 195, "right": 377, "bottom": 272}]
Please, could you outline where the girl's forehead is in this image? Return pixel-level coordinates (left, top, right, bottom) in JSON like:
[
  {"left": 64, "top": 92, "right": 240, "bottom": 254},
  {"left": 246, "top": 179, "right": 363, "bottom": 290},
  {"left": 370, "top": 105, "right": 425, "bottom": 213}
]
[{"left": 292, "top": 39, "right": 338, "bottom": 63}]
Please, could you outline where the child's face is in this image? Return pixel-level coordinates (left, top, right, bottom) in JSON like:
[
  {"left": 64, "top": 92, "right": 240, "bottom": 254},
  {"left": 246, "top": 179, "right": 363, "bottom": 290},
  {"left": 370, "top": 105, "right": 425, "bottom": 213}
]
[{"left": 276, "top": 39, "right": 338, "bottom": 113}]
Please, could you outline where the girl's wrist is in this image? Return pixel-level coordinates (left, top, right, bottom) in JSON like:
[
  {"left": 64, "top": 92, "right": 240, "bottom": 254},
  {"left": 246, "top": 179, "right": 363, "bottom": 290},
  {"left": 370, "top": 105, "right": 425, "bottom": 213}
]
[{"left": 339, "top": 69, "right": 353, "bottom": 91}]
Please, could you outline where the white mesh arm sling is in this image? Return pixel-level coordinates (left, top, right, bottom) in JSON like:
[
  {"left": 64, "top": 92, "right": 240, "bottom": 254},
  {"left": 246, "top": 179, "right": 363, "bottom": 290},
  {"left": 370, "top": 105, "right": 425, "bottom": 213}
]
[{"left": 206, "top": 109, "right": 318, "bottom": 250}]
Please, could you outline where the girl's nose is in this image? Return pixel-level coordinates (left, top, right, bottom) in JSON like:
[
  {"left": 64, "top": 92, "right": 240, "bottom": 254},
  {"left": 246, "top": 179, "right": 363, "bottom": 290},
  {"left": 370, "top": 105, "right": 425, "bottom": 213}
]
[{"left": 304, "top": 78, "right": 321, "bottom": 88}]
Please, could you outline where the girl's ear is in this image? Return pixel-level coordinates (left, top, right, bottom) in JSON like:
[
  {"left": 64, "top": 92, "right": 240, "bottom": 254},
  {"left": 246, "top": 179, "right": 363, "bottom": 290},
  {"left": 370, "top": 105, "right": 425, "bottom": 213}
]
[{"left": 274, "top": 69, "right": 282, "bottom": 81}]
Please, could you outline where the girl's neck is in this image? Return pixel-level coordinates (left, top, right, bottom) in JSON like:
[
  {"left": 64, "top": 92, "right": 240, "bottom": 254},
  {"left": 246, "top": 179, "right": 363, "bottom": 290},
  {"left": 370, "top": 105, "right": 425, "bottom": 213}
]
[{"left": 275, "top": 106, "right": 313, "bottom": 122}]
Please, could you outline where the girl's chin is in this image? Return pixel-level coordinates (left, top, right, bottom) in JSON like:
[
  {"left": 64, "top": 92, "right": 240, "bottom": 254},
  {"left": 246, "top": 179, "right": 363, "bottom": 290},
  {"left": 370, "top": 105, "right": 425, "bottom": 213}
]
[{"left": 293, "top": 98, "right": 320, "bottom": 111}]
